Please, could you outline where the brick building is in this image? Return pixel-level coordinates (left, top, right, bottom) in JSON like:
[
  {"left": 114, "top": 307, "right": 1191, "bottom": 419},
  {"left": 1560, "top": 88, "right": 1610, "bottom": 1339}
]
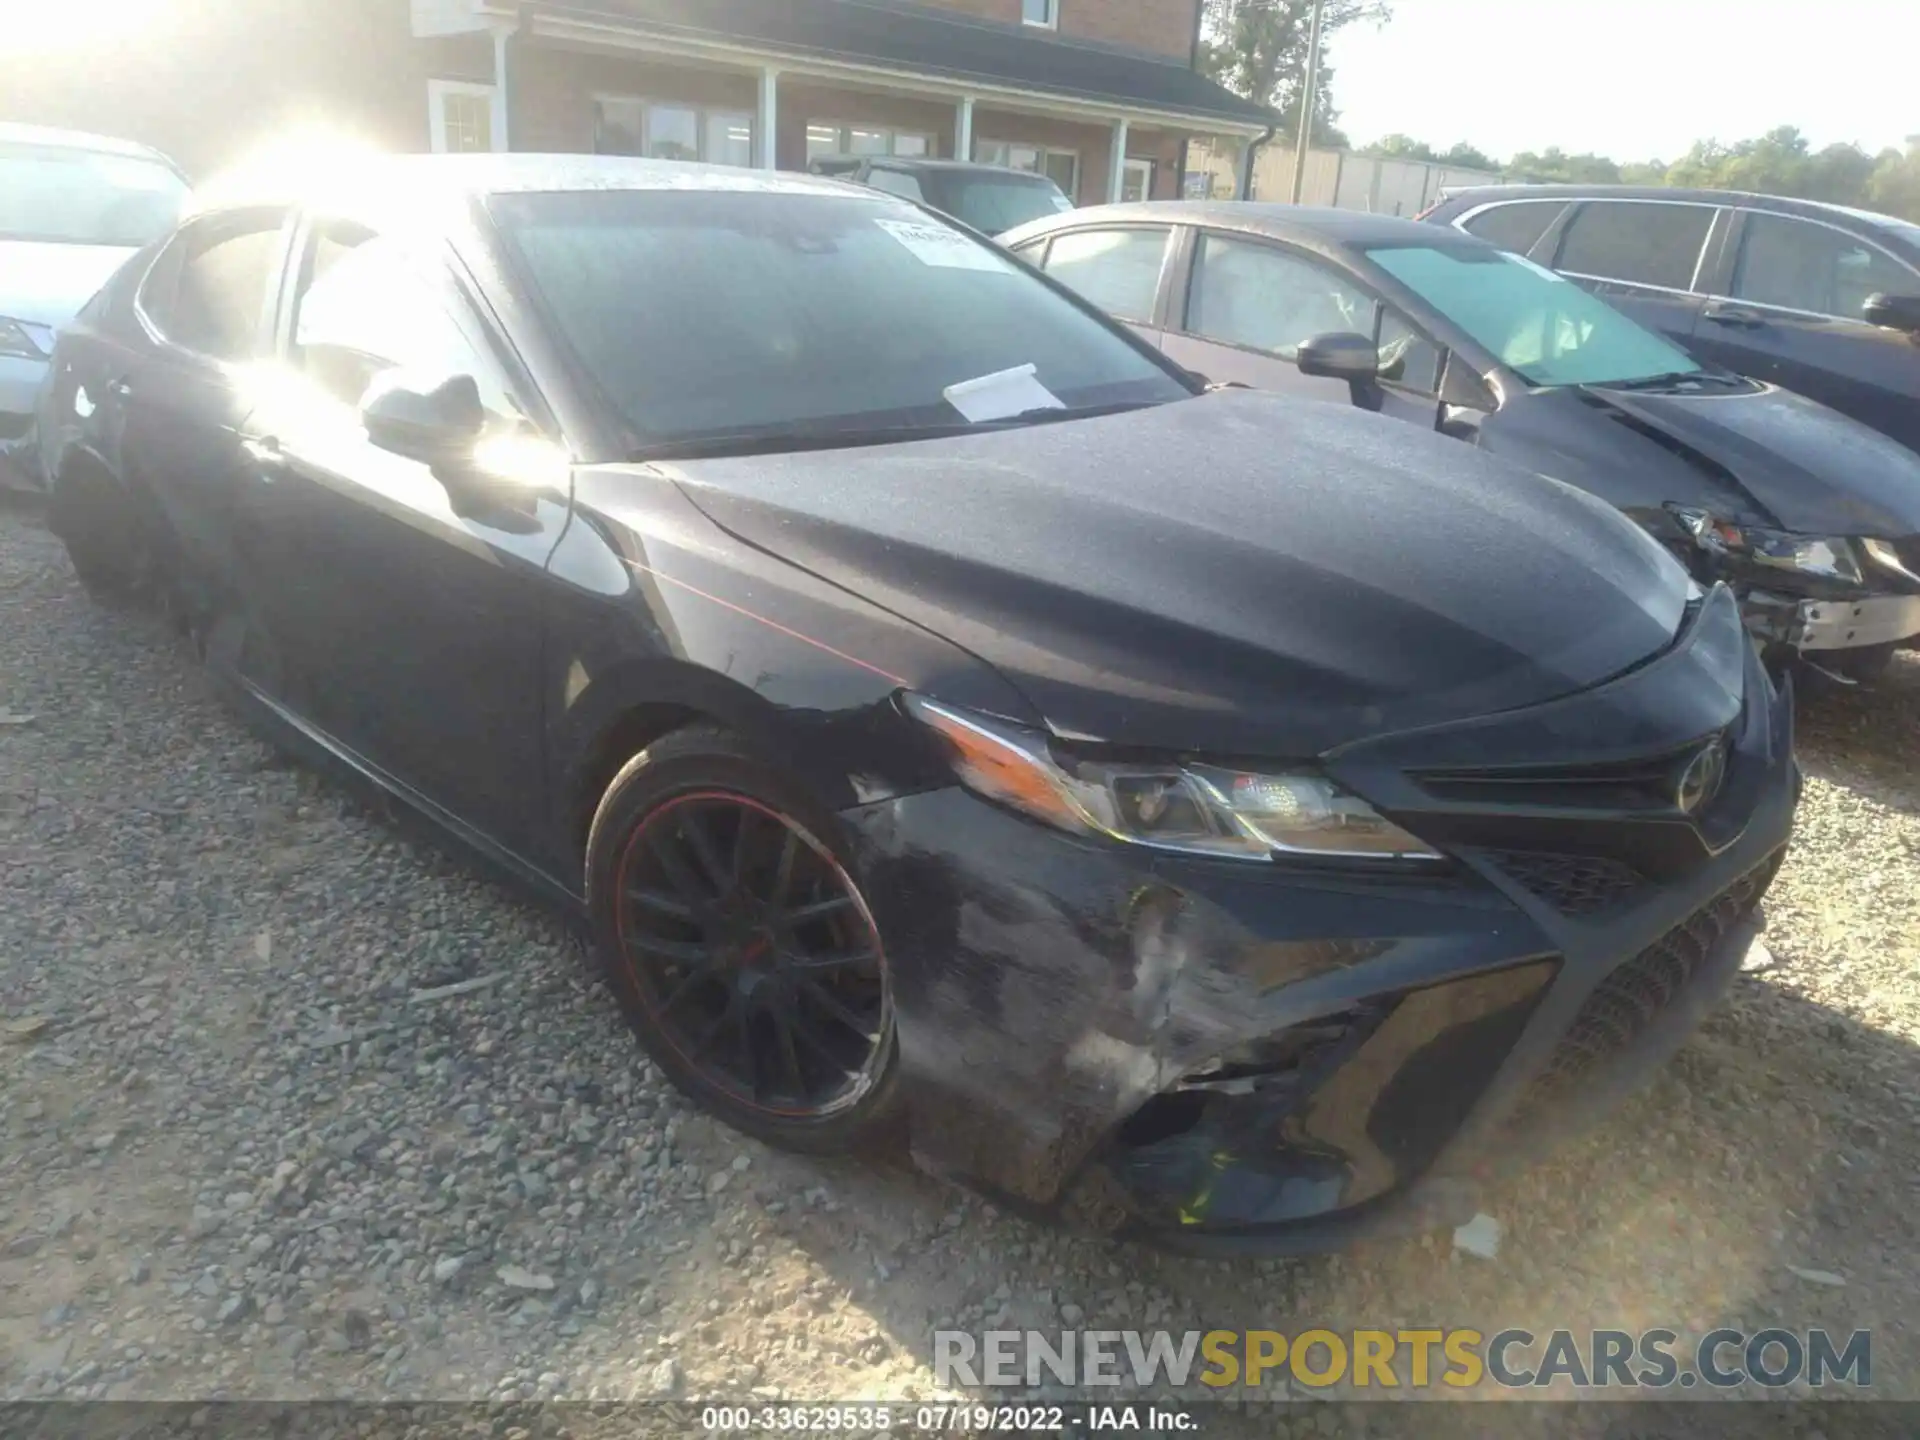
[{"left": 1, "top": 0, "right": 1275, "bottom": 204}]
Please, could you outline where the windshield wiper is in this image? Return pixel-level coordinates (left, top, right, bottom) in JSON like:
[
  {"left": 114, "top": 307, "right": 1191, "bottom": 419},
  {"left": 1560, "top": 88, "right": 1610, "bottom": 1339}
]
[
  {"left": 1594, "top": 370, "right": 1746, "bottom": 392},
  {"left": 626, "top": 401, "right": 1166, "bottom": 462},
  {"left": 627, "top": 424, "right": 986, "bottom": 463},
  {"left": 979, "top": 399, "right": 1166, "bottom": 427}
]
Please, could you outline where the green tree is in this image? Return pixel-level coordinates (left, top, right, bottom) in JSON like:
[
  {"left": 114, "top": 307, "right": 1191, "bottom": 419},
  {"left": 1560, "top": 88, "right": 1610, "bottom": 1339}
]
[
  {"left": 1362, "top": 133, "right": 1439, "bottom": 162},
  {"left": 1439, "top": 142, "right": 1500, "bottom": 172},
  {"left": 1361, "top": 136, "right": 1499, "bottom": 172},
  {"left": 1504, "top": 147, "right": 1622, "bottom": 184},
  {"left": 1866, "top": 140, "right": 1920, "bottom": 221},
  {"left": 1199, "top": 0, "right": 1392, "bottom": 145}
]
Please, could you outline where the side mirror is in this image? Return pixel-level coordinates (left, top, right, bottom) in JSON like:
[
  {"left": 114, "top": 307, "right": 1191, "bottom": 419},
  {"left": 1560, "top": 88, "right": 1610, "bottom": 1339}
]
[
  {"left": 1863, "top": 292, "right": 1920, "bottom": 336},
  {"left": 1295, "top": 331, "right": 1381, "bottom": 382},
  {"left": 361, "top": 371, "right": 485, "bottom": 467}
]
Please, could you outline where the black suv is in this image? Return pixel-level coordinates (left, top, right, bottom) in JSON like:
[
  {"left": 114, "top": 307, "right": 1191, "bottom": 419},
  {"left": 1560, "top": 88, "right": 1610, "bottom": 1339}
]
[
  {"left": 1421, "top": 185, "right": 1920, "bottom": 455},
  {"left": 807, "top": 154, "right": 1072, "bottom": 235}
]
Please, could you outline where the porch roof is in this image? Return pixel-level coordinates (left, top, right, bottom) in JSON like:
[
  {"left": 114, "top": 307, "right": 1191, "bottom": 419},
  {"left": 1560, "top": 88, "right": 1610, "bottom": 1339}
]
[{"left": 476, "top": 0, "right": 1278, "bottom": 132}]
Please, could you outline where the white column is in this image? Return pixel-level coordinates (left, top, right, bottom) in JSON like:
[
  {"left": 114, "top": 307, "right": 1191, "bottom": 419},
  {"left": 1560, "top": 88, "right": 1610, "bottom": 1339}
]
[
  {"left": 757, "top": 67, "right": 779, "bottom": 170},
  {"left": 490, "top": 25, "right": 513, "bottom": 153},
  {"left": 1108, "top": 118, "right": 1130, "bottom": 203},
  {"left": 954, "top": 96, "right": 975, "bottom": 162}
]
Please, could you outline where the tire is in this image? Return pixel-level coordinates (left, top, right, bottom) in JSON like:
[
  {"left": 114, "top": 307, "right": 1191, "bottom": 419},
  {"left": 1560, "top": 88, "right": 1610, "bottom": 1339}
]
[
  {"left": 585, "top": 724, "right": 904, "bottom": 1155},
  {"left": 48, "top": 461, "right": 158, "bottom": 609}
]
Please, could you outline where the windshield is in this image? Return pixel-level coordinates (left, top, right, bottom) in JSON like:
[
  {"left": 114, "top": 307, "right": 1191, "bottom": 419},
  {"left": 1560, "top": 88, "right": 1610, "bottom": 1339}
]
[
  {"left": 923, "top": 173, "right": 1073, "bottom": 234},
  {"left": 491, "top": 189, "right": 1185, "bottom": 450},
  {"left": 1366, "top": 243, "right": 1701, "bottom": 387},
  {"left": 0, "top": 142, "right": 188, "bottom": 247}
]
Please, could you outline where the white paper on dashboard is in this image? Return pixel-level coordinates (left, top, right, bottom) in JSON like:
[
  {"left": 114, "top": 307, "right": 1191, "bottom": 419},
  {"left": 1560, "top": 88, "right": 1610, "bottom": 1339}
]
[
  {"left": 942, "top": 364, "right": 1064, "bottom": 423},
  {"left": 873, "top": 218, "right": 1009, "bottom": 271}
]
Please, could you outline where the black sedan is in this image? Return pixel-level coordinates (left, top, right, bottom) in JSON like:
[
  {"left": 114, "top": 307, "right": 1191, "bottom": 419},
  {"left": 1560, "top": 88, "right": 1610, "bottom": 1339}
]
[
  {"left": 1417, "top": 183, "right": 1920, "bottom": 458},
  {"left": 1002, "top": 202, "right": 1920, "bottom": 683},
  {"left": 41, "top": 156, "right": 1796, "bottom": 1254}
]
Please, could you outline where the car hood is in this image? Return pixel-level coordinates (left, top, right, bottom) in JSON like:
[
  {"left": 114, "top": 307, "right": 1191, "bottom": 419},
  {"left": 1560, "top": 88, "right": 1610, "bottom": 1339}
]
[
  {"left": 0, "top": 240, "right": 137, "bottom": 327},
  {"left": 661, "top": 392, "right": 1689, "bottom": 758},
  {"left": 1570, "top": 380, "right": 1920, "bottom": 536}
]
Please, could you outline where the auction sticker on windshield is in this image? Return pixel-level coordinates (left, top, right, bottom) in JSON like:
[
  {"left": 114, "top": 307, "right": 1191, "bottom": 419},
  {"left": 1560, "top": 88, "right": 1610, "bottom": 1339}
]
[{"left": 874, "top": 218, "right": 1010, "bottom": 271}]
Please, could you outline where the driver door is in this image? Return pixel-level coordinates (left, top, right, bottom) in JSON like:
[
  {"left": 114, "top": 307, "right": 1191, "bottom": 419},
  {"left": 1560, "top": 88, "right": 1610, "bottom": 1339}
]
[
  {"left": 1160, "top": 230, "right": 1446, "bottom": 427},
  {"left": 236, "top": 215, "right": 571, "bottom": 859}
]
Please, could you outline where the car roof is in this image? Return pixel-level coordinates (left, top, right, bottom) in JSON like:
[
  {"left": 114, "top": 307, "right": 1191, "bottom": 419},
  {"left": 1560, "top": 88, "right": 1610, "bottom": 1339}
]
[
  {"left": 867, "top": 158, "right": 1054, "bottom": 177},
  {"left": 1433, "top": 182, "right": 1918, "bottom": 236},
  {"left": 194, "top": 152, "right": 873, "bottom": 214},
  {"left": 0, "top": 122, "right": 184, "bottom": 173},
  {"left": 1002, "top": 200, "right": 1484, "bottom": 249}
]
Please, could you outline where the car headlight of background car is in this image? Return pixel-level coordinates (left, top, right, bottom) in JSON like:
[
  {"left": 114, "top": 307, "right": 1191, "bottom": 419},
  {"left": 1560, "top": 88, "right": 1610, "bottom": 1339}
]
[
  {"left": 0, "top": 317, "right": 56, "bottom": 363},
  {"left": 904, "top": 695, "right": 1439, "bottom": 862},
  {"left": 1671, "top": 506, "right": 1864, "bottom": 586}
]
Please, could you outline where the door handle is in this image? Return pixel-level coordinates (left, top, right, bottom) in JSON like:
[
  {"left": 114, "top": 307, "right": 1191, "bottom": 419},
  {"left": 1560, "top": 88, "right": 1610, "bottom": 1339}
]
[
  {"left": 107, "top": 378, "right": 133, "bottom": 399},
  {"left": 1702, "top": 304, "right": 1765, "bottom": 329}
]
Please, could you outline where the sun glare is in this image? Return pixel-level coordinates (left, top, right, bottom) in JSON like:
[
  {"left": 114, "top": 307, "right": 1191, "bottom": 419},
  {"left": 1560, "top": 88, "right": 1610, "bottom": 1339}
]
[
  {"left": 192, "top": 128, "right": 388, "bottom": 212},
  {"left": 2, "top": 0, "right": 169, "bottom": 51}
]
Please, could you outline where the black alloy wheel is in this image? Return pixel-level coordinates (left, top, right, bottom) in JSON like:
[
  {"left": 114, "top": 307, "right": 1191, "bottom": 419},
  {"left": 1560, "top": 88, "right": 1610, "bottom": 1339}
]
[{"left": 586, "top": 727, "right": 901, "bottom": 1152}]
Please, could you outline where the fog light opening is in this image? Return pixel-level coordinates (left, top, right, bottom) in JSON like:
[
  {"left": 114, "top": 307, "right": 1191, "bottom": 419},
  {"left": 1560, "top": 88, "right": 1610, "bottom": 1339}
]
[{"left": 1115, "top": 1091, "right": 1208, "bottom": 1148}]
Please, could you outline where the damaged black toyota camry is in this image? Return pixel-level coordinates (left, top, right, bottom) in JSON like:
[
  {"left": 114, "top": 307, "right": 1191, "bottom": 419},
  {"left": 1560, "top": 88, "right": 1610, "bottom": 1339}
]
[{"left": 41, "top": 156, "right": 1798, "bottom": 1254}]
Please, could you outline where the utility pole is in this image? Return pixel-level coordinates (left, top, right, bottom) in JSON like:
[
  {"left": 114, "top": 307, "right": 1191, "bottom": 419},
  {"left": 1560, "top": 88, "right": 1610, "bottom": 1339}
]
[{"left": 1289, "top": 0, "right": 1325, "bottom": 204}]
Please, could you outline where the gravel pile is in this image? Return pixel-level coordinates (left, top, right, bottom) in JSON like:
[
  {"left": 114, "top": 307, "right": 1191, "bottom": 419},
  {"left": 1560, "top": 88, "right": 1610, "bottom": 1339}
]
[{"left": 3, "top": 501, "right": 1916, "bottom": 1427}]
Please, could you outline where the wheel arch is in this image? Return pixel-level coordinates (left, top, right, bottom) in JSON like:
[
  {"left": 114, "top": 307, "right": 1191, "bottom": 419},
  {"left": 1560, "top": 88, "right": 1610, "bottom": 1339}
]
[{"left": 557, "top": 656, "right": 894, "bottom": 866}]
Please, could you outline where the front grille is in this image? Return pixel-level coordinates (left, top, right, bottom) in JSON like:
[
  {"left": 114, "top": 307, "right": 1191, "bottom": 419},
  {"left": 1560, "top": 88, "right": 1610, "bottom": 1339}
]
[
  {"left": 1488, "top": 851, "right": 1645, "bottom": 916},
  {"left": 1416, "top": 747, "right": 1696, "bottom": 813},
  {"left": 1520, "top": 851, "right": 1783, "bottom": 1113}
]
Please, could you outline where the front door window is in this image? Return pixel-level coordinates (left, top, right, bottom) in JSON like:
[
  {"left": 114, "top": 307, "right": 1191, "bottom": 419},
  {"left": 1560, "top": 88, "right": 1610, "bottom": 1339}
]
[
  {"left": 1186, "top": 234, "right": 1377, "bottom": 358},
  {"left": 1121, "top": 158, "right": 1154, "bottom": 203},
  {"left": 1731, "top": 213, "right": 1918, "bottom": 321}
]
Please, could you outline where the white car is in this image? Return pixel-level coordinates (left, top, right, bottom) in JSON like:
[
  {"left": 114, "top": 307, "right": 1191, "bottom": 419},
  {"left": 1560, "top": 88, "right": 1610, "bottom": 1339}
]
[{"left": 1, "top": 123, "right": 189, "bottom": 488}]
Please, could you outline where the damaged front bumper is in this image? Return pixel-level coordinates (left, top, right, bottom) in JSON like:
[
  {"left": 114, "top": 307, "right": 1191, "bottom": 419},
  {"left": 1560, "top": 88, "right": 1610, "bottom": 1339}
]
[
  {"left": 1741, "top": 587, "right": 1920, "bottom": 654},
  {"left": 0, "top": 353, "right": 50, "bottom": 491},
  {"left": 839, "top": 587, "right": 1799, "bottom": 1254}
]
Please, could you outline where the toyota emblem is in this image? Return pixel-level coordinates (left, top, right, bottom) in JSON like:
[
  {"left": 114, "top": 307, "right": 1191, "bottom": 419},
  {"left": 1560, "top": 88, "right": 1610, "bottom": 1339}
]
[{"left": 1676, "top": 735, "right": 1731, "bottom": 815}]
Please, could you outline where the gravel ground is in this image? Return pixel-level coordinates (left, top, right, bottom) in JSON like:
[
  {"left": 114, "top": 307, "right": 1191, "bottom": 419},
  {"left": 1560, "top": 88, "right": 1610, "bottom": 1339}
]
[{"left": 3, "top": 498, "right": 1917, "bottom": 1425}]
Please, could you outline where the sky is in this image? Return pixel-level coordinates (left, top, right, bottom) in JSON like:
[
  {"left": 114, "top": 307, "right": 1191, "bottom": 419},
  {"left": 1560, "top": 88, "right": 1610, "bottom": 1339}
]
[{"left": 1325, "top": 0, "right": 1920, "bottom": 163}]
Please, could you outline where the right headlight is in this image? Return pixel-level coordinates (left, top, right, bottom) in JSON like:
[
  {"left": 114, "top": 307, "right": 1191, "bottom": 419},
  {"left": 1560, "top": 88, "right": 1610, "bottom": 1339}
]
[
  {"left": 1670, "top": 507, "right": 1864, "bottom": 586},
  {"left": 903, "top": 695, "right": 1440, "bottom": 863}
]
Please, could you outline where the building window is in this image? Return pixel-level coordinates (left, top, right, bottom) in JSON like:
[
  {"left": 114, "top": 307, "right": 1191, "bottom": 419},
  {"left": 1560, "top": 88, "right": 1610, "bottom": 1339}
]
[
  {"left": 428, "top": 79, "right": 498, "bottom": 155},
  {"left": 975, "top": 139, "right": 1079, "bottom": 198},
  {"left": 595, "top": 97, "right": 754, "bottom": 167},
  {"left": 806, "top": 123, "right": 936, "bottom": 161},
  {"left": 1022, "top": 0, "right": 1059, "bottom": 27},
  {"left": 1121, "top": 158, "right": 1155, "bottom": 202}
]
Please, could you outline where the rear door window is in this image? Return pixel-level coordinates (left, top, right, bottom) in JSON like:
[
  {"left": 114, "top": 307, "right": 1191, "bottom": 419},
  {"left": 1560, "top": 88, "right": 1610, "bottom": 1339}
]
[
  {"left": 1554, "top": 200, "right": 1714, "bottom": 292},
  {"left": 140, "top": 209, "right": 289, "bottom": 361},
  {"left": 1459, "top": 200, "right": 1566, "bottom": 256},
  {"left": 1731, "top": 212, "right": 1919, "bottom": 320},
  {"left": 1037, "top": 227, "right": 1171, "bottom": 323}
]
